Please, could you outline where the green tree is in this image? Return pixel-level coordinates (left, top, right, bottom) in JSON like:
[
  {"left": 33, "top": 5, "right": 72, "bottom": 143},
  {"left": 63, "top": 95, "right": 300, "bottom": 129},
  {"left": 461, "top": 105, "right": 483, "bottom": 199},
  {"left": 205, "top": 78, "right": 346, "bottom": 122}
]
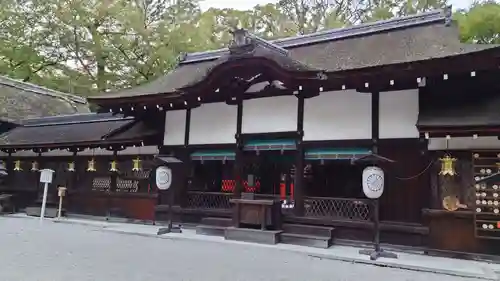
[{"left": 455, "top": 1, "right": 500, "bottom": 44}]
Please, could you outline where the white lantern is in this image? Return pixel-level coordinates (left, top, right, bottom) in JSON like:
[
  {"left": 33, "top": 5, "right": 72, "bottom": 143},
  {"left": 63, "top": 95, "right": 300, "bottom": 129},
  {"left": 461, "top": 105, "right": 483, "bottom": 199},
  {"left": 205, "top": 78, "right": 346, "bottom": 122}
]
[
  {"left": 156, "top": 166, "right": 172, "bottom": 190},
  {"left": 362, "top": 166, "right": 385, "bottom": 199}
]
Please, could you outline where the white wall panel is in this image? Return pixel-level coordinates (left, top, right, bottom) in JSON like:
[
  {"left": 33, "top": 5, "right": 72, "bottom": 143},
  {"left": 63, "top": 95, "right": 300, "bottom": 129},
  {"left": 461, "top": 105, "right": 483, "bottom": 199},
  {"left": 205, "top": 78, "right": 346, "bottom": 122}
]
[
  {"left": 379, "top": 89, "right": 419, "bottom": 139},
  {"left": 163, "top": 110, "right": 186, "bottom": 145},
  {"left": 242, "top": 96, "right": 298, "bottom": 134},
  {"left": 303, "top": 90, "right": 372, "bottom": 141},
  {"left": 428, "top": 137, "right": 500, "bottom": 150},
  {"left": 190, "top": 102, "right": 237, "bottom": 144}
]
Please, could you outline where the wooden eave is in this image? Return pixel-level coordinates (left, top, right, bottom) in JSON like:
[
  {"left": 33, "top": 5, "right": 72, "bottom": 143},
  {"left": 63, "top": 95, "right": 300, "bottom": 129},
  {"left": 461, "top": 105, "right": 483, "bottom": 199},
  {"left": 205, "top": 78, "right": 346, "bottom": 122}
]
[{"left": 418, "top": 126, "right": 500, "bottom": 138}]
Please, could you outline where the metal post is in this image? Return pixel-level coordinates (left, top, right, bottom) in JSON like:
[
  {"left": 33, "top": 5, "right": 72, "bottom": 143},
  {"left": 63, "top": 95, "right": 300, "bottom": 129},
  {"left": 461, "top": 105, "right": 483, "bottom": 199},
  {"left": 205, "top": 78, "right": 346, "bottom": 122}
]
[
  {"left": 157, "top": 187, "right": 182, "bottom": 235},
  {"left": 359, "top": 198, "right": 397, "bottom": 260},
  {"left": 58, "top": 195, "right": 63, "bottom": 219},
  {"left": 40, "top": 182, "right": 49, "bottom": 223}
]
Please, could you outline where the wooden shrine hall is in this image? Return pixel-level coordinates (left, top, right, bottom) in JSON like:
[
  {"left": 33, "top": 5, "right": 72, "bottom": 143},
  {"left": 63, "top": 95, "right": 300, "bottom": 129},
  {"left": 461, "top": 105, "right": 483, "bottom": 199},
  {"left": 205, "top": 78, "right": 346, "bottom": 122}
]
[
  {"left": 85, "top": 7, "right": 500, "bottom": 255},
  {"left": 0, "top": 7, "right": 499, "bottom": 257}
]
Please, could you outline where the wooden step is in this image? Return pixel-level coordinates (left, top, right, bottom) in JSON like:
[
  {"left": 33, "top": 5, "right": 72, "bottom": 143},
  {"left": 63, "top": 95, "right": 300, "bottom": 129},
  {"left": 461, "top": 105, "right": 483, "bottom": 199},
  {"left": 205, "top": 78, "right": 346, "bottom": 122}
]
[
  {"left": 225, "top": 227, "right": 282, "bottom": 245},
  {"left": 282, "top": 224, "right": 334, "bottom": 238},
  {"left": 196, "top": 225, "right": 226, "bottom": 236},
  {"left": 201, "top": 217, "right": 232, "bottom": 227},
  {"left": 280, "top": 233, "right": 332, "bottom": 248}
]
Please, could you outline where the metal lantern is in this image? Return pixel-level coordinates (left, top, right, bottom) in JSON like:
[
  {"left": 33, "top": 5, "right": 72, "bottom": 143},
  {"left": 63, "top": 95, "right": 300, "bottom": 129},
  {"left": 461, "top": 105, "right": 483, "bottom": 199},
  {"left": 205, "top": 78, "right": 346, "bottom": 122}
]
[
  {"left": 109, "top": 160, "right": 118, "bottom": 172},
  {"left": 132, "top": 156, "right": 141, "bottom": 172},
  {"left": 439, "top": 155, "right": 457, "bottom": 176},
  {"left": 67, "top": 162, "right": 75, "bottom": 172},
  {"left": 13, "top": 160, "right": 22, "bottom": 171},
  {"left": 31, "top": 161, "right": 39, "bottom": 172},
  {"left": 87, "top": 158, "right": 96, "bottom": 172}
]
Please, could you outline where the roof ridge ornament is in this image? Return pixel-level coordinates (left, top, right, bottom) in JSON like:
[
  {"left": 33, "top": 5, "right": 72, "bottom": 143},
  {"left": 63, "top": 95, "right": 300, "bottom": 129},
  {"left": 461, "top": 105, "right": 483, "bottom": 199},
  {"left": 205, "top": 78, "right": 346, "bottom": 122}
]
[{"left": 229, "top": 29, "right": 253, "bottom": 47}]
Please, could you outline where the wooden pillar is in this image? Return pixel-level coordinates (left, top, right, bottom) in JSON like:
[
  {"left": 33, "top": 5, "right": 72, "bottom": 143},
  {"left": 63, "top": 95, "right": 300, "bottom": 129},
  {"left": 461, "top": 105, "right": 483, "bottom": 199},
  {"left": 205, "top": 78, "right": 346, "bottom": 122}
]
[
  {"left": 371, "top": 91, "right": 380, "bottom": 154},
  {"left": 234, "top": 99, "right": 244, "bottom": 198},
  {"left": 110, "top": 150, "right": 118, "bottom": 192},
  {"left": 179, "top": 108, "right": 191, "bottom": 207},
  {"left": 70, "top": 150, "right": 77, "bottom": 190},
  {"left": 294, "top": 93, "right": 305, "bottom": 216},
  {"left": 429, "top": 159, "right": 441, "bottom": 209}
]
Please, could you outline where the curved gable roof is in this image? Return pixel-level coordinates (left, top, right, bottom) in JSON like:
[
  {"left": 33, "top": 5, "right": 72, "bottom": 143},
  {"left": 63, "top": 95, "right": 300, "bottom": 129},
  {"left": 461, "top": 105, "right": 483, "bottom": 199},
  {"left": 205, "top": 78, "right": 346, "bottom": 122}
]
[{"left": 89, "top": 7, "right": 500, "bottom": 102}]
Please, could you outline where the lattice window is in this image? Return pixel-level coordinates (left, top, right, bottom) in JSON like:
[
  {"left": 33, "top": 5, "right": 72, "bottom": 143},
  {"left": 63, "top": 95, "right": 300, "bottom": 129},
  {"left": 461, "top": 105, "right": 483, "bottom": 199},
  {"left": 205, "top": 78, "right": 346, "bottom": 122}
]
[
  {"left": 92, "top": 177, "right": 111, "bottom": 191},
  {"left": 304, "top": 197, "right": 371, "bottom": 221},
  {"left": 186, "top": 192, "right": 231, "bottom": 209},
  {"left": 116, "top": 178, "right": 139, "bottom": 192}
]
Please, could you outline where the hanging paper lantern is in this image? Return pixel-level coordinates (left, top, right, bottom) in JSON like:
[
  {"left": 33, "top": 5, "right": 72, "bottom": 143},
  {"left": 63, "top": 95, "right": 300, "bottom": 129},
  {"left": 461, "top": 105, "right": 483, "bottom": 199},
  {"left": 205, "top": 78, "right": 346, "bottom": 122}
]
[
  {"left": 132, "top": 157, "right": 141, "bottom": 172},
  {"left": 109, "top": 160, "right": 118, "bottom": 172},
  {"left": 13, "top": 160, "right": 22, "bottom": 171},
  {"left": 87, "top": 158, "right": 96, "bottom": 172},
  {"left": 31, "top": 161, "right": 39, "bottom": 172},
  {"left": 439, "top": 155, "right": 457, "bottom": 176},
  {"left": 67, "top": 162, "right": 75, "bottom": 172}
]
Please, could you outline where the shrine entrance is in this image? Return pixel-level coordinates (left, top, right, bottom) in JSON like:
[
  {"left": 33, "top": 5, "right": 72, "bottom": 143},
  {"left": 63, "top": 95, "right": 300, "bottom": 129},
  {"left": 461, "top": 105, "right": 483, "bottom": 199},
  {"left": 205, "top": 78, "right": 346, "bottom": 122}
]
[{"left": 241, "top": 139, "right": 297, "bottom": 200}]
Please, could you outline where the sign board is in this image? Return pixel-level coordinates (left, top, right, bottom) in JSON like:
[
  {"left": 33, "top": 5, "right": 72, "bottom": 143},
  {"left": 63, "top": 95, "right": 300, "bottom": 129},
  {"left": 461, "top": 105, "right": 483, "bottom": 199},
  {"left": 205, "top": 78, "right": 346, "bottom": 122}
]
[
  {"left": 39, "top": 169, "right": 54, "bottom": 184},
  {"left": 156, "top": 166, "right": 172, "bottom": 190},
  {"left": 362, "top": 166, "right": 384, "bottom": 199}
]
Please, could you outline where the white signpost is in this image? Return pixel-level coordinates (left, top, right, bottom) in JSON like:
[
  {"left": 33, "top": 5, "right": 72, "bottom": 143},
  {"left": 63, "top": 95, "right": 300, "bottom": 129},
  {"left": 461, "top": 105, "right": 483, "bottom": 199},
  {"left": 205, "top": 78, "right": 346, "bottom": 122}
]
[{"left": 39, "top": 169, "right": 54, "bottom": 223}]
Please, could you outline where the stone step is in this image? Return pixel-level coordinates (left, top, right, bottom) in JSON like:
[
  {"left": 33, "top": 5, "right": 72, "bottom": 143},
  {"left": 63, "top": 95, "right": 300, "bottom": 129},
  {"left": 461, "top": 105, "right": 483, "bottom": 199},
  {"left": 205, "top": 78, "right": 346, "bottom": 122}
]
[
  {"left": 196, "top": 225, "right": 226, "bottom": 236},
  {"left": 282, "top": 224, "right": 334, "bottom": 238},
  {"left": 201, "top": 217, "right": 232, "bottom": 227},
  {"left": 280, "top": 233, "right": 332, "bottom": 249},
  {"left": 225, "top": 227, "right": 282, "bottom": 245}
]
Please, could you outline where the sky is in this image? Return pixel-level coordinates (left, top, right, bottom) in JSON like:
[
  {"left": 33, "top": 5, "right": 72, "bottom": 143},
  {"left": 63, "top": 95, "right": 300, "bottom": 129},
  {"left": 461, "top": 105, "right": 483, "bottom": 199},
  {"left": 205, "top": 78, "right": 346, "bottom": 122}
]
[{"left": 199, "top": 0, "right": 473, "bottom": 11}]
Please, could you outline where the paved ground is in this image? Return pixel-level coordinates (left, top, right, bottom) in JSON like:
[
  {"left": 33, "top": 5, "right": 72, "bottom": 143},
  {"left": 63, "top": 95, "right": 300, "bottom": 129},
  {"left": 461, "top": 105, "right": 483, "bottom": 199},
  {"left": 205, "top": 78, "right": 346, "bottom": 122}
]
[{"left": 0, "top": 218, "right": 490, "bottom": 281}]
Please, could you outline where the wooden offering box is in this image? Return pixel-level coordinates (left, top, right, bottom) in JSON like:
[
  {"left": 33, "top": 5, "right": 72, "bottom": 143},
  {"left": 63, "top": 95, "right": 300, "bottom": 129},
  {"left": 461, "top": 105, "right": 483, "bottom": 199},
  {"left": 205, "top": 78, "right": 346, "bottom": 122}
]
[{"left": 230, "top": 198, "right": 282, "bottom": 230}]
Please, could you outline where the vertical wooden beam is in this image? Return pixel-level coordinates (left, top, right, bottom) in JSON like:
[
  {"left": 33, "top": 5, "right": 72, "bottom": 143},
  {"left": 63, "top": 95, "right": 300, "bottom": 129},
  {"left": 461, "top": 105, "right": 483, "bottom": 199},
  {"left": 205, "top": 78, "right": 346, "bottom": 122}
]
[
  {"left": 234, "top": 99, "right": 244, "bottom": 198},
  {"left": 371, "top": 91, "right": 380, "bottom": 154},
  {"left": 184, "top": 108, "right": 191, "bottom": 146},
  {"left": 110, "top": 150, "right": 118, "bottom": 192},
  {"left": 294, "top": 94, "right": 305, "bottom": 216},
  {"left": 180, "top": 108, "right": 192, "bottom": 207}
]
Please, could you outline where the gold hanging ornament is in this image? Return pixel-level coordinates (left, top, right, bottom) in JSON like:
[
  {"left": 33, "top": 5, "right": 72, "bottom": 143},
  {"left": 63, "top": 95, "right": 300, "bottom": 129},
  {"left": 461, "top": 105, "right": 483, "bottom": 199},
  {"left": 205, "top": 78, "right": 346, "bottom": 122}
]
[
  {"left": 109, "top": 160, "right": 118, "bottom": 172},
  {"left": 87, "top": 158, "right": 96, "bottom": 172},
  {"left": 13, "top": 160, "right": 22, "bottom": 171},
  {"left": 67, "top": 162, "right": 75, "bottom": 172},
  {"left": 30, "top": 161, "right": 39, "bottom": 172},
  {"left": 439, "top": 155, "right": 457, "bottom": 176},
  {"left": 132, "top": 156, "right": 141, "bottom": 172}
]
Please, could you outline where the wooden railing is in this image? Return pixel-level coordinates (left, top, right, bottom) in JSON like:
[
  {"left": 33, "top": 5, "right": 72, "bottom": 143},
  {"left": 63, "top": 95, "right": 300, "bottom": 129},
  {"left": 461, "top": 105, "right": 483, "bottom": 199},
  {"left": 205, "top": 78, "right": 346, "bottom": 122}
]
[
  {"left": 186, "top": 191, "right": 232, "bottom": 210},
  {"left": 304, "top": 196, "right": 372, "bottom": 221},
  {"left": 184, "top": 192, "right": 371, "bottom": 221}
]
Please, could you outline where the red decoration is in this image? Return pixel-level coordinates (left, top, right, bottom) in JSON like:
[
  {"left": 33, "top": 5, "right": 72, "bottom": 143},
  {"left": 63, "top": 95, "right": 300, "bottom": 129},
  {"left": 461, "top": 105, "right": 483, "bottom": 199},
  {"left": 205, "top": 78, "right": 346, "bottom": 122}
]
[{"left": 221, "top": 179, "right": 261, "bottom": 193}]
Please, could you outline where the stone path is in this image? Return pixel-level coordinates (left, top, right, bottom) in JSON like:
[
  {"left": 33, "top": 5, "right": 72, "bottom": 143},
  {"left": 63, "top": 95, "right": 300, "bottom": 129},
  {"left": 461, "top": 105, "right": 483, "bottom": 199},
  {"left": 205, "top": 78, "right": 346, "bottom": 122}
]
[{"left": 0, "top": 216, "right": 496, "bottom": 281}]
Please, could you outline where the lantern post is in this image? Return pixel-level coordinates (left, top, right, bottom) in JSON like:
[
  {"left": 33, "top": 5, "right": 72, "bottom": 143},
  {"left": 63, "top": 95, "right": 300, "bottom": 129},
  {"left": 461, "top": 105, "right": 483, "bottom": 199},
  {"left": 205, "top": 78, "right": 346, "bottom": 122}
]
[
  {"left": 352, "top": 154, "right": 397, "bottom": 261},
  {"left": 155, "top": 164, "right": 182, "bottom": 234}
]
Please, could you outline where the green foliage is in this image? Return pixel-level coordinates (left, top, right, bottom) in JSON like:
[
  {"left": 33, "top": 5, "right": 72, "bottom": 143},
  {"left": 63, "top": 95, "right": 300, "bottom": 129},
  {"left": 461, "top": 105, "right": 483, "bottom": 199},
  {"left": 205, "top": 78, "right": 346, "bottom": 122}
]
[
  {"left": 455, "top": 1, "right": 500, "bottom": 44},
  {"left": 0, "top": 0, "right": 496, "bottom": 97}
]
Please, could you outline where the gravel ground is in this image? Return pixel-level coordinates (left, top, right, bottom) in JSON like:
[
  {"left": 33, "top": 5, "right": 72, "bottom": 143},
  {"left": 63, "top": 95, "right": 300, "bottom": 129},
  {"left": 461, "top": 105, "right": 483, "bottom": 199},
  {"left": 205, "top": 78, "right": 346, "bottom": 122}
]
[{"left": 0, "top": 218, "right": 485, "bottom": 281}]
